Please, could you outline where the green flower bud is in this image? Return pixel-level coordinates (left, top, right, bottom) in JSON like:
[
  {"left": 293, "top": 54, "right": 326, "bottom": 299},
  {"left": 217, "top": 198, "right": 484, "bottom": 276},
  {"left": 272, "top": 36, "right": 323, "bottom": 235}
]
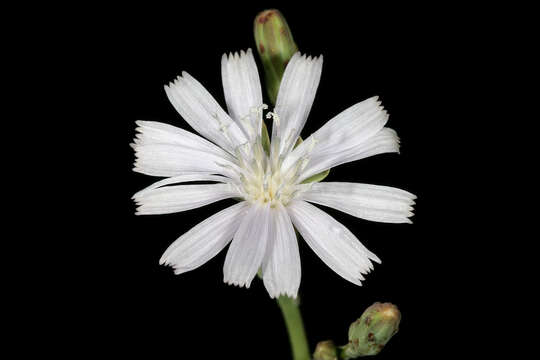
[
  {"left": 314, "top": 340, "right": 338, "bottom": 360},
  {"left": 342, "top": 302, "right": 401, "bottom": 358},
  {"left": 254, "top": 9, "right": 298, "bottom": 105}
]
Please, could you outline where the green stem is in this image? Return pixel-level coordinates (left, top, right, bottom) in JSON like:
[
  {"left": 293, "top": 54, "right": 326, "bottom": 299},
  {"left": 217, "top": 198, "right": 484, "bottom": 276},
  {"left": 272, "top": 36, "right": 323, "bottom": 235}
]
[{"left": 277, "top": 296, "right": 311, "bottom": 360}]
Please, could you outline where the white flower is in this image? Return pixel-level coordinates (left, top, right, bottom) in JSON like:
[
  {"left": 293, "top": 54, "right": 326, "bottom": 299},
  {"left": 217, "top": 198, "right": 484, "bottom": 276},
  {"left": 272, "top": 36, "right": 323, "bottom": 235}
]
[{"left": 132, "top": 49, "right": 416, "bottom": 298}]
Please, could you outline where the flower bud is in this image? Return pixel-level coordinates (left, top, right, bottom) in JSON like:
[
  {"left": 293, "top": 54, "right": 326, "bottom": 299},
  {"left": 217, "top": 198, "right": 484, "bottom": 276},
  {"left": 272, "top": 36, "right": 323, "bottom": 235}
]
[
  {"left": 313, "top": 340, "right": 338, "bottom": 360},
  {"left": 254, "top": 9, "right": 298, "bottom": 104},
  {"left": 343, "top": 302, "right": 401, "bottom": 358}
]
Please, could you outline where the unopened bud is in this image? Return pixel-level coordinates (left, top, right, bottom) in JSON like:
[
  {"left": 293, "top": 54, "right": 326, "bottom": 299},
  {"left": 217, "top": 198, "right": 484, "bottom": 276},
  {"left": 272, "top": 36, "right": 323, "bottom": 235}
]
[
  {"left": 343, "top": 302, "right": 401, "bottom": 358},
  {"left": 313, "top": 340, "right": 338, "bottom": 360},
  {"left": 254, "top": 9, "right": 298, "bottom": 104}
]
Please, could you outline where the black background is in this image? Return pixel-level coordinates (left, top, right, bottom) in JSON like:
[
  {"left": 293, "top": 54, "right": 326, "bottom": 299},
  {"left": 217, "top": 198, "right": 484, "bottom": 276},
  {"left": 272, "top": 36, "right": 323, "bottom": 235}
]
[{"left": 74, "top": 3, "right": 491, "bottom": 358}]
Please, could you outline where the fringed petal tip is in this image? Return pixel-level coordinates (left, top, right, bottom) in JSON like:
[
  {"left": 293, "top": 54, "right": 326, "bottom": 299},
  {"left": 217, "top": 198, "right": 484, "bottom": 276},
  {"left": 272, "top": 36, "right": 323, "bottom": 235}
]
[
  {"left": 293, "top": 51, "right": 323, "bottom": 63},
  {"left": 224, "top": 278, "right": 253, "bottom": 289},
  {"left": 350, "top": 261, "right": 383, "bottom": 286},
  {"left": 158, "top": 254, "right": 170, "bottom": 266},
  {"left": 405, "top": 192, "right": 417, "bottom": 223},
  {"left": 159, "top": 257, "right": 200, "bottom": 275},
  {"left": 222, "top": 48, "right": 253, "bottom": 62},
  {"left": 163, "top": 72, "right": 192, "bottom": 90},
  {"left": 267, "top": 290, "right": 299, "bottom": 299},
  {"left": 370, "top": 253, "right": 382, "bottom": 264},
  {"left": 160, "top": 260, "right": 191, "bottom": 276}
]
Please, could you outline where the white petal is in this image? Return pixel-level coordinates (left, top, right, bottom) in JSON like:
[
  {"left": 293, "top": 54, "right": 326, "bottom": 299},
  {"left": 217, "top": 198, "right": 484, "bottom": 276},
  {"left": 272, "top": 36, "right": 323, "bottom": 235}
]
[
  {"left": 287, "top": 200, "right": 380, "bottom": 286},
  {"left": 133, "top": 143, "right": 240, "bottom": 178},
  {"left": 299, "top": 182, "right": 416, "bottom": 223},
  {"left": 282, "top": 97, "right": 394, "bottom": 177},
  {"left": 134, "top": 120, "right": 233, "bottom": 159},
  {"left": 298, "top": 127, "right": 400, "bottom": 182},
  {"left": 221, "top": 49, "right": 263, "bottom": 139},
  {"left": 160, "top": 201, "right": 248, "bottom": 274},
  {"left": 223, "top": 203, "right": 273, "bottom": 288},
  {"left": 285, "top": 96, "right": 386, "bottom": 163},
  {"left": 262, "top": 203, "right": 301, "bottom": 298},
  {"left": 134, "top": 183, "right": 239, "bottom": 215},
  {"left": 273, "top": 52, "right": 323, "bottom": 155},
  {"left": 165, "top": 72, "right": 247, "bottom": 153},
  {"left": 133, "top": 173, "right": 229, "bottom": 198},
  {"left": 132, "top": 121, "right": 239, "bottom": 178}
]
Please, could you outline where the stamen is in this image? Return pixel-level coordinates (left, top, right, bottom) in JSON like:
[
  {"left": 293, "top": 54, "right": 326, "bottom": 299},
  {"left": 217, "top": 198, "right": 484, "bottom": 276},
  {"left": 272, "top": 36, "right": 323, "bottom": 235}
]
[
  {"left": 234, "top": 143, "right": 250, "bottom": 168},
  {"left": 252, "top": 137, "right": 267, "bottom": 172},
  {"left": 280, "top": 127, "right": 298, "bottom": 155},
  {"left": 251, "top": 104, "right": 268, "bottom": 114},
  {"left": 286, "top": 157, "right": 310, "bottom": 185},
  {"left": 213, "top": 111, "right": 236, "bottom": 148},
  {"left": 263, "top": 173, "right": 269, "bottom": 191},
  {"left": 240, "top": 104, "right": 268, "bottom": 139},
  {"left": 285, "top": 128, "right": 297, "bottom": 149},
  {"left": 269, "top": 112, "right": 281, "bottom": 127},
  {"left": 273, "top": 112, "right": 280, "bottom": 126},
  {"left": 308, "top": 136, "right": 318, "bottom": 152},
  {"left": 295, "top": 183, "right": 314, "bottom": 194},
  {"left": 233, "top": 106, "right": 307, "bottom": 206},
  {"left": 270, "top": 137, "right": 281, "bottom": 172},
  {"left": 239, "top": 114, "right": 255, "bottom": 136},
  {"left": 215, "top": 162, "right": 235, "bottom": 170},
  {"left": 299, "top": 157, "right": 310, "bottom": 172}
]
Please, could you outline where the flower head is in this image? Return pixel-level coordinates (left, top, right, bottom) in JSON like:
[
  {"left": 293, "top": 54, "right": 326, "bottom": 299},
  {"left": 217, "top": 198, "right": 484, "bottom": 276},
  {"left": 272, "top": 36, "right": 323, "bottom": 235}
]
[{"left": 132, "top": 49, "right": 416, "bottom": 298}]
